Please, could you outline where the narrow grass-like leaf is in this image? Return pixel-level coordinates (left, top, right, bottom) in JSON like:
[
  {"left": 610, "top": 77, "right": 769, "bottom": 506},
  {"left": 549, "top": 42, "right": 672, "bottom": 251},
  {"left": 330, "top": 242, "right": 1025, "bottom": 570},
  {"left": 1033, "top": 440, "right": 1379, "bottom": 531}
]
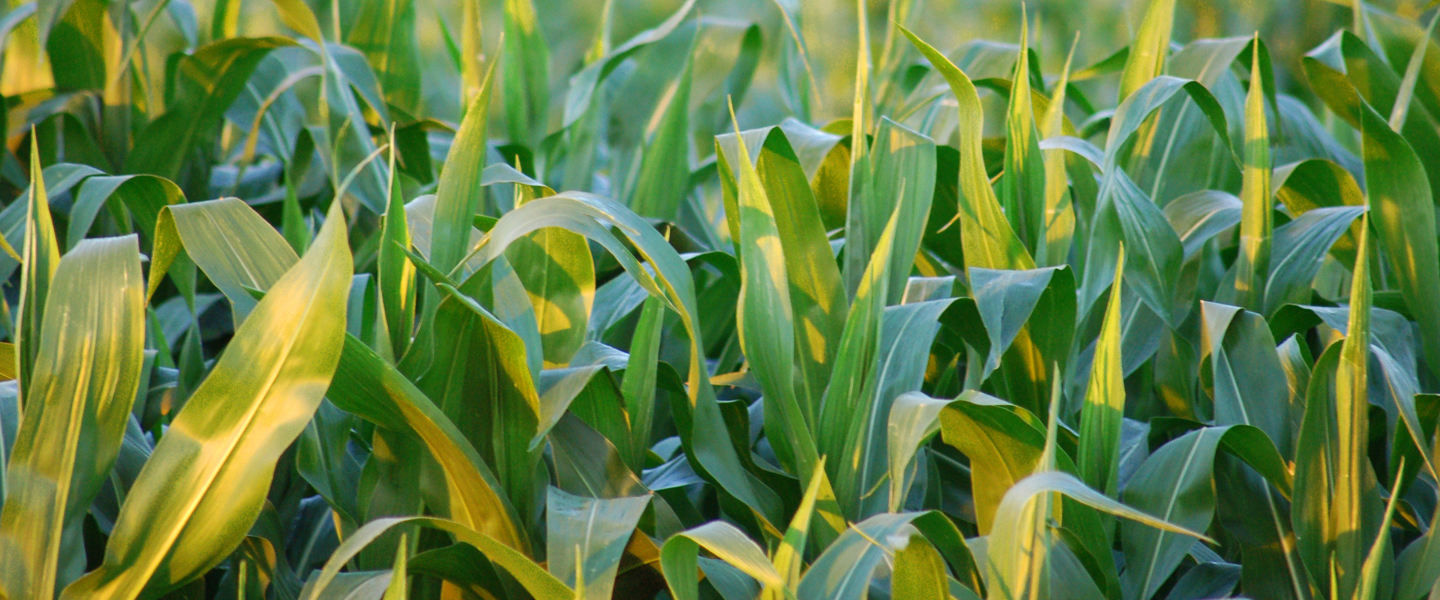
[
  {"left": 502, "top": 0, "right": 550, "bottom": 148},
  {"left": 434, "top": 63, "right": 497, "bottom": 276},
  {"left": 1120, "top": 425, "right": 1291, "bottom": 600},
  {"left": 329, "top": 334, "right": 526, "bottom": 550},
  {"left": 901, "top": 26, "right": 1033, "bottom": 271},
  {"left": 379, "top": 142, "right": 416, "bottom": 360},
  {"left": 17, "top": 139, "right": 59, "bottom": 401},
  {"left": 561, "top": 0, "right": 697, "bottom": 127},
  {"left": 622, "top": 296, "right": 664, "bottom": 468},
  {"left": 1000, "top": 15, "right": 1046, "bottom": 256},
  {"left": 1078, "top": 247, "right": 1124, "bottom": 497},
  {"left": 1039, "top": 35, "right": 1080, "bottom": 267},
  {"left": 1119, "top": 0, "right": 1177, "bottom": 101},
  {"left": 1224, "top": 41, "right": 1272, "bottom": 312},
  {"left": 715, "top": 126, "right": 846, "bottom": 427},
  {"left": 630, "top": 55, "right": 693, "bottom": 220},
  {"left": 1304, "top": 34, "right": 1440, "bottom": 378},
  {"left": 458, "top": 191, "right": 783, "bottom": 526},
  {"left": 1292, "top": 218, "right": 1382, "bottom": 600}
]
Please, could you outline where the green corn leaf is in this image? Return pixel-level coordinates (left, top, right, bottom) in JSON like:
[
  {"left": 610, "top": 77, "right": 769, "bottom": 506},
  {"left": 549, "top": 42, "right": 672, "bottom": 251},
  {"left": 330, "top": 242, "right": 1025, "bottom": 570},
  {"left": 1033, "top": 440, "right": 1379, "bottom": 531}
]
[
  {"left": 621, "top": 296, "right": 664, "bottom": 468},
  {"left": 966, "top": 266, "right": 1076, "bottom": 414},
  {"left": 329, "top": 334, "right": 526, "bottom": 551},
  {"left": 0, "top": 235, "right": 144, "bottom": 598},
  {"left": 850, "top": 117, "right": 936, "bottom": 304},
  {"left": 1292, "top": 219, "right": 1384, "bottom": 600},
  {"left": 938, "top": 392, "right": 1050, "bottom": 534},
  {"left": 886, "top": 391, "right": 950, "bottom": 512},
  {"left": 1355, "top": 463, "right": 1406, "bottom": 600},
  {"left": 1119, "top": 0, "right": 1176, "bottom": 101},
  {"left": 1077, "top": 247, "right": 1125, "bottom": 497},
  {"left": 382, "top": 533, "right": 408, "bottom": 600},
  {"left": 901, "top": 26, "right": 1034, "bottom": 272},
  {"left": 562, "top": 0, "right": 697, "bottom": 127},
  {"left": 63, "top": 201, "right": 351, "bottom": 598},
  {"left": 629, "top": 53, "right": 693, "bottom": 220},
  {"left": 1000, "top": 15, "right": 1046, "bottom": 256},
  {"left": 661, "top": 521, "right": 784, "bottom": 600},
  {"left": 1224, "top": 40, "right": 1273, "bottom": 313},
  {"left": 989, "top": 471, "right": 1211, "bottom": 600},
  {"left": 151, "top": 198, "right": 299, "bottom": 325},
  {"left": 125, "top": 37, "right": 293, "bottom": 188},
  {"left": 715, "top": 125, "right": 846, "bottom": 426},
  {"left": 1200, "top": 303, "right": 1296, "bottom": 454},
  {"left": 502, "top": 179, "right": 595, "bottom": 368},
  {"left": 347, "top": 0, "right": 423, "bottom": 116},
  {"left": 266, "top": 0, "right": 325, "bottom": 42},
  {"left": 433, "top": 63, "right": 497, "bottom": 277},
  {"left": 545, "top": 488, "right": 649, "bottom": 600},
  {"left": 892, "top": 534, "right": 950, "bottom": 600},
  {"left": 18, "top": 138, "right": 60, "bottom": 402},
  {"left": 1082, "top": 76, "right": 1234, "bottom": 325},
  {"left": 726, "top": 111, "right": 818, "bottom": 481},
  {"left": 457, "top": 191, "right": 783, "bottom": 527},
  {"left": 1387, "top": 11, "right": 1439, "bottom": 132},
  {"left": 1163, "top": 190, "right": 1241, "bottom": 262},
  {"left": 423, "top": 280, "right": 546, "bottom": 528},
  {"left": 379, "top": 142, "right": 416, "bottom": 361},
  {"left": 796, "top": 511, "right": 978, "bottom": 600},
  {"left": 772, "top": 459, "right": 826, "bottom": 594},
  {"left": 1120, "top": 425, "right": 1293, "bottom": 600},
  {"left": 818, "top": 199, "right": 898, "bottom": 519},
  {"left": 844, "top": 298, "right": 955, "bottom": 518},
  {"left": 501, "top": 0, "right": 550, "bottom": 148},
  {"left": 1038, "top": 35, "right": 1080, "bottom": 267},
  {"left": 64, "top": 174, "right": 185, "bottom": 252},
  {"left": 306, "top": 517, "right": 571, "bottom": 600},
  {"left": 1305, "top": 34, "right": 1440, "bottom": 379},
  {"left": 1264, "top": 206, "right": 1367, "bottom": 315}
]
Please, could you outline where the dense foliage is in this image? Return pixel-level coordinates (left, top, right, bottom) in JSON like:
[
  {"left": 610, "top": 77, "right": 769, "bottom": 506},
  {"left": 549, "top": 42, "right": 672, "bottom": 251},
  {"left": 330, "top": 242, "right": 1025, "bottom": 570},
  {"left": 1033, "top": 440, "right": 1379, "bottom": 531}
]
[{"left": 4, "top": 0, "right": 1440, "bottom": 598}]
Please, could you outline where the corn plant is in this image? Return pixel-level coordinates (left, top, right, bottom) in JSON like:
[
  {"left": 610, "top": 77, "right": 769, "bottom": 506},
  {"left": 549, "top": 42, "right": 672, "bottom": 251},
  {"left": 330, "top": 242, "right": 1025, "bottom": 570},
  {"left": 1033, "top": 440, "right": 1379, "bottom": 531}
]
[{"left": 1, "top": 0, "right": 1440, "bottom": 598}]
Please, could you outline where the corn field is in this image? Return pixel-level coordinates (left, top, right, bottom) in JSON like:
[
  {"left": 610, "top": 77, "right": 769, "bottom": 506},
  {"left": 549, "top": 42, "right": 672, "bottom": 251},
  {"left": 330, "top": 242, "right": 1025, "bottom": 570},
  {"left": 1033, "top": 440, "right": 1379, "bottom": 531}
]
[{"left": 3, "top": 0, "right": 1440, "bottom": 598}]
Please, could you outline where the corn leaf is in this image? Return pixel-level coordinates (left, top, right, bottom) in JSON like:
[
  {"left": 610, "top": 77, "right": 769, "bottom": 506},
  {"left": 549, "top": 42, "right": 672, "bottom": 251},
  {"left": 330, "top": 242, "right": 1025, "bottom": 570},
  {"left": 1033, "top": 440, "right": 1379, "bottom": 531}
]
[
  {"left": 63, "top": 201, "right": 351, "bottom": 598},
  {"left": 0, "top": 235, "right": 144, "bottom": 598}
]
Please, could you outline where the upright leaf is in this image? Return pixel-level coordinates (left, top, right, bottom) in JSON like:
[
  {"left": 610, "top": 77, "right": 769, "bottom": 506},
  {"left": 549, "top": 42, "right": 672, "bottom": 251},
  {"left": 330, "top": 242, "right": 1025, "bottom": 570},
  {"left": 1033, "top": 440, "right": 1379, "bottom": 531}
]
[
  {"left": 1225, "top": 41, "right": 1272, "bottom": 312},
  {"left": 0, "top": 236, "right": 145, "bottom": 598},
  {"left": 630, "top": 55, "right": 693, "bottom": 220},
  {"left": 727, "top": 113, "right": 818, "bottom": 480},
  {"left": 379, "top": 142, "right": 417, "bottom": 360},
  {"left": 434, "top": 65, "right": 497, "bottom": 276},
  {"left": 17, "top": 139, "right": 59, "bottom": 401},
  {"left": 1292, "top": 218, "right": 1385, "bottom": 600},
  {"left": 901, "top": 27, "right": 1034, "bottom": 272},
  {"left": 346, "top": 0, "right": 423, "bottom": 115},
  {"left": 1000, "top": 15, "right": 1046, "bottom": 255},
  {"left": 501, "top": 0, "right": 550, "bottom": 148},
  {"left": 1078, "top": 247, "right": 1125, "bottom": 497},
  {"left": 1119, "top": 0, "right": 1176, "bottom": 101},
  {"left": 63, "top": 202, "right": 352, "bottom": 598}
]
